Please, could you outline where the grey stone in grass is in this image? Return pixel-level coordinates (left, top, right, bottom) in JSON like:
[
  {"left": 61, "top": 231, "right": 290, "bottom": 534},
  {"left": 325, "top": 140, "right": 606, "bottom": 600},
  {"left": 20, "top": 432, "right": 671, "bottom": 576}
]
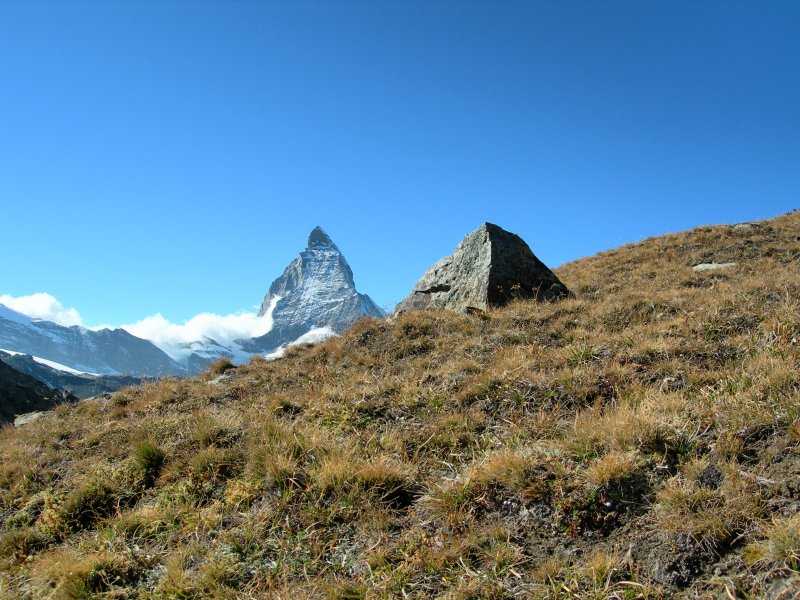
[
  {"left": 395, "top": 223, "right": 572, "bottom": 315},
  {"left": 692, "top": 262, "right": 737, "bottom": 272}
]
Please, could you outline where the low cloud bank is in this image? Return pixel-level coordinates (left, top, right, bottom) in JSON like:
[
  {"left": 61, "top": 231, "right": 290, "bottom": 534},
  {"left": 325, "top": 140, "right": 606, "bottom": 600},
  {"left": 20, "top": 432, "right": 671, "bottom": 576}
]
[{"left": 122, "top": 310, "right": 275, "bottom": 359}]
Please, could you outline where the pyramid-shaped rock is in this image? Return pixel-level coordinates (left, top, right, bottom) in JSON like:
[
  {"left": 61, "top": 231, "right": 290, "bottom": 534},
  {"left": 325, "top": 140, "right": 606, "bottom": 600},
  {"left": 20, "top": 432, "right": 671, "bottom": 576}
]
[{"left": 394, "top": 223, "right": 572, "bottom": 314}]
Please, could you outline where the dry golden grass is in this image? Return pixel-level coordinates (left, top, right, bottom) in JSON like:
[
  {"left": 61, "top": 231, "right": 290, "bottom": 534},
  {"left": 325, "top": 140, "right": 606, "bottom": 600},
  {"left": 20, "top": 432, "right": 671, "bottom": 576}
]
[
  {"left": 744, "top": 513, "right": 800, "bottom": 570},
  {"left": 1, "top": 211, "right": 799, "bottom": 598}
]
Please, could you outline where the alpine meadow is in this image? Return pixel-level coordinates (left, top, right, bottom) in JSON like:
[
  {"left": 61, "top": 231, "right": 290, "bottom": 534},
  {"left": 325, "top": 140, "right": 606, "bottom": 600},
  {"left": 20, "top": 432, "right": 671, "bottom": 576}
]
[{"left": 2, "top": 212, "right": 800, "bottom": 598}]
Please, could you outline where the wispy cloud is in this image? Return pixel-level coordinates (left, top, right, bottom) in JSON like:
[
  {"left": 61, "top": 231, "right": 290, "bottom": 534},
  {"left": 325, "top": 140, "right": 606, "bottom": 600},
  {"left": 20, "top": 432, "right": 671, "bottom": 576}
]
[
  {"left": 121, "top": 309, "right": 275, "bottom": 358},
  {"left": 0, "top": 293, "right": 84, "bottom": 326}
]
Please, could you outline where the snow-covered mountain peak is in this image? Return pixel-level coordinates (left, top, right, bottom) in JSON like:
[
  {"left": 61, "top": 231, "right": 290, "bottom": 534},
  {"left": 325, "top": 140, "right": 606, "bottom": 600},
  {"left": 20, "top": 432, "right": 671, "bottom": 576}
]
[
  {"left": 307, "top": 226, "right": 338, "bottom": 250},
  {"left": 245, "top": 227, "right": 384, "bottom": 353}
]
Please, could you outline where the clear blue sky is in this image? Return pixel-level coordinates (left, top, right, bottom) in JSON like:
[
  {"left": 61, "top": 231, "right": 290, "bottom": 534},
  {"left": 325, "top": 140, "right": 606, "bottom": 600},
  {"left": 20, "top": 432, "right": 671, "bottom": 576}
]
[{"left": 2, "top": 0, "right": 798, "bottom": 326}]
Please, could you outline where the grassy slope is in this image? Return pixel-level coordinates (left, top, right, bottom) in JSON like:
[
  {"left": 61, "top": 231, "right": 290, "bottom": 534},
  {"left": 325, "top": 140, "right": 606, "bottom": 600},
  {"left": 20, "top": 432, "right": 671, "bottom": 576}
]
[{"left": 2, "top": 213, "right": 800, "bottom": 599}]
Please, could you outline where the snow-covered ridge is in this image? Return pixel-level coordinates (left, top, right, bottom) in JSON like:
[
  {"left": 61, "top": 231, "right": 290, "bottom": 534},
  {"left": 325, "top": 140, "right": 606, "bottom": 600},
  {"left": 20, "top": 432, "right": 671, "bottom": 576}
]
[
  {"left": 0, "top": 348, "right": 98, "bottom": 375},
  {"left": 0, "top": 302, "right": 182, "bottom": 377},
  {"left": 0, "top": 304, "right": 33, "bottom": 326}
]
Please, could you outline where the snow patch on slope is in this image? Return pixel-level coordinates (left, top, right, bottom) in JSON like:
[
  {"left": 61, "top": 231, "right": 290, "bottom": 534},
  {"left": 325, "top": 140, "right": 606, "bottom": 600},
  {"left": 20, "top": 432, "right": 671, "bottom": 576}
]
[
  {"left": 265, "top": 327, "right": 336, "bottom": 360},
  {"left": 0, "top": 348, "right": 98, "bottom": 375},
  {"left": 0, "top": 304, "right": 33, "bottom": 326}
]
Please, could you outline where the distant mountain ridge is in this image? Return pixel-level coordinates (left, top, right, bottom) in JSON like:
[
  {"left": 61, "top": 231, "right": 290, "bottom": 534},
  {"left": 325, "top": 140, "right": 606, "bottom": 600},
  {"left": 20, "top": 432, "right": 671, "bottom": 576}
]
[
  {"left": 0, "top": 350, "right": 145, "bottom": 400},
  {"left": 0, "top": 304, "right": 183, "bottom": 377}
]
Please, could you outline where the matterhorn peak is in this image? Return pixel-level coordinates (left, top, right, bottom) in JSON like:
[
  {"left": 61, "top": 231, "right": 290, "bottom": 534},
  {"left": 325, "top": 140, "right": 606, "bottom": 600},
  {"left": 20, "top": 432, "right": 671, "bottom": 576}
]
[
  {"left": 244, "top": 227, "right": 384, "bottom": 353},
  {"left": 307, "top": 226, "right": 337, "bottom": 250}
]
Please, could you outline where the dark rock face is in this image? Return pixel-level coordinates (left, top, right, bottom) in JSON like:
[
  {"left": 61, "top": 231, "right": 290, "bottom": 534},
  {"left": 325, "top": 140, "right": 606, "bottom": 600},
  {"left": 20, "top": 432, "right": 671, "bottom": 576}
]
[
  {"left": 0, "top": 360, "right": 71, "bottom": 424},
  {"left": 395, "top": 223, "right": 572, "bottom": 314},
  {"left": 241, "top": 227, "right": 384, "bottom": 353}
]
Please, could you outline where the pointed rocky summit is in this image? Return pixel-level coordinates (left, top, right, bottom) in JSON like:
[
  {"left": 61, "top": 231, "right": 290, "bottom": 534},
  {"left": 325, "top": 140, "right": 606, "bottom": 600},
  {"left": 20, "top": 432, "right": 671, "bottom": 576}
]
[
  {"left": 242, "top": 227, "right": 384, "bottom": 353},
  {"left": 394, "top": 223, "right": 572, "bottom": 314}
]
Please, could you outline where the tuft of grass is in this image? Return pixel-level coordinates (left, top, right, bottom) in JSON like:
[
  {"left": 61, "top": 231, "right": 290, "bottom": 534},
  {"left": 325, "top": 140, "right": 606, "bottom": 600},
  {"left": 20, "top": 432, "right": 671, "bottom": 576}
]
[
  {"left": 187, "top": 447, "right": 238, "bottom": 499},
  {"left": 57, "top": 481, "right": 118, "bottom": 532},
  {"left": 249, "top": 449, "right": 302, "bottom": 492},
  {"left": 655, "top": 465, "right": 763, "bottom": 550},
  {"left": 470, "top": 449, "right": 533, "bottom": 490},
  {"left": 110, "top": 505, "right": 179, "bottom": 542},
  {"left": 316, "top": 454, "right": 414, "bottom": 507},
  {"left": 744, "top": 514, "right": 800, "bottom": 570},
  {"left": 132, "top": 440, "right": 166, "bottom": 487},
  {"left": 0, "top": 527, "right": 51, "bottom": 560},
  {"left": 585, "top": 451, "right": 639, "bottom": 488},
  {"left": 33, "top": 551, "right": 148, "bottom": 600},
  {"left": 206, "top": 357, "right": 236, "bottom": 377},
  {"left": 192, "top": 410, "right": 241, "bottom": 447}
]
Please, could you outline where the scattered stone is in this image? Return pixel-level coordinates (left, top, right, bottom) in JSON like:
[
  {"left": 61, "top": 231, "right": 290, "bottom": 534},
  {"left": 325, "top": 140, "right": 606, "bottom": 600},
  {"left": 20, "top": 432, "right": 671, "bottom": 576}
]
[
  {"left": 732, "top": 221, "right": 765, "bottom": 231},
  {"left": 207, "top": 374, "right": 234, "bottom": 386},
  {"left": 698, "top": 465, "right": 723, "bottom": 490},
  {"left": 765, "top": 575, "right": 800, "bottom": 600},
  {"left": 692, "top": 262, "right": 737, "bottom": 272},
  {"left": 14, "top": 411, "right": 49, "bottom": 427},
  {"left": 395, "top": 223, "right": 572, "bottom": 314},
  {"left": 80, "top": 392, "right": 114, "bottom": 407}
]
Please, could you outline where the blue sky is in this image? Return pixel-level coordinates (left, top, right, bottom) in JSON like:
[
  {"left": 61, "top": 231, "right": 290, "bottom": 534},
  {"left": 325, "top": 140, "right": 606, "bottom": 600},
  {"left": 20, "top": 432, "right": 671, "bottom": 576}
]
[{"left": 2, "top": 1, "right": 798, "bottom": 332}]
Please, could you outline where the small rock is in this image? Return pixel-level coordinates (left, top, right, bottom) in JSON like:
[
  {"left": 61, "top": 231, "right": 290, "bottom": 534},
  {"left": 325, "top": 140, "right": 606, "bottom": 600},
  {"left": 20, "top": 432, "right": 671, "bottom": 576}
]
[
  {"left": 732, "top": 221, "right": 765, "bottom": 231},
  {"left": 698, "top": 465, "right": 724, "bottom": 490},
  {"left": 207, "top": 374, "right": 233, "bottom": 386},
  {"left": 14, "top": 411, "right": 49, "bottom": 426},
  {"left": 692, "top": 262, "right": 737, "bottom": 272},
  {"left": 765, "top": 575, "right": 800, "bottom": 600},
  {"left": 80, "top": 392, "right": 114, "bottom": 407}
]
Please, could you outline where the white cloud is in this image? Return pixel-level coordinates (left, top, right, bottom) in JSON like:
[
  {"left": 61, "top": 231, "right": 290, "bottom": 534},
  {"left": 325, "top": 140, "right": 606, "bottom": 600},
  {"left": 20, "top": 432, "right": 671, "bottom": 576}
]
[
  {"left": 0, "top": 293, "right": 84, "bottom": 326},
  {"left": 0, "top": 292, "right": 278, "bottom": 362},
  {"left": 122, "top": 308, "right": 275, "bottom": 359}
]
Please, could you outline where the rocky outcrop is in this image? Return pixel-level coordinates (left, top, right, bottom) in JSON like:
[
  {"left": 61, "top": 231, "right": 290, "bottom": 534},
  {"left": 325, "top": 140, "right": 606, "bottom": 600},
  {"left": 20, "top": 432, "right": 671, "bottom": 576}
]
[
  {"left": 0, "top": 360, "right": 71, "bottom": 425},
  {"left": 395, "top": 223, "right": 571, "bottom": 314},
  {"left": 241, "top": 227, "right": 384, "bottom": 353},
  {"left": 692, "top": 262, "right": 737, "bottom": 272}
]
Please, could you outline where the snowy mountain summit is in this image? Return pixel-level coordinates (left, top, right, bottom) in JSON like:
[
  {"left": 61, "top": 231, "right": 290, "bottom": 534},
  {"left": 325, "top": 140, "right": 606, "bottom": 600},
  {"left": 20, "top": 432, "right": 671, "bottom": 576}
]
[{"left": 242, "top": 227, "right": 384, "bottom": 353}]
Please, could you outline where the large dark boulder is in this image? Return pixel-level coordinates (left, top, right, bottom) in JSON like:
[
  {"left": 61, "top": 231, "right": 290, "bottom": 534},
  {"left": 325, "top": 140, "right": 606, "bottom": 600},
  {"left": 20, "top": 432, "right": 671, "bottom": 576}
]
[{"left": 395, "top": 223, "right": 572, "bottom": 314}]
